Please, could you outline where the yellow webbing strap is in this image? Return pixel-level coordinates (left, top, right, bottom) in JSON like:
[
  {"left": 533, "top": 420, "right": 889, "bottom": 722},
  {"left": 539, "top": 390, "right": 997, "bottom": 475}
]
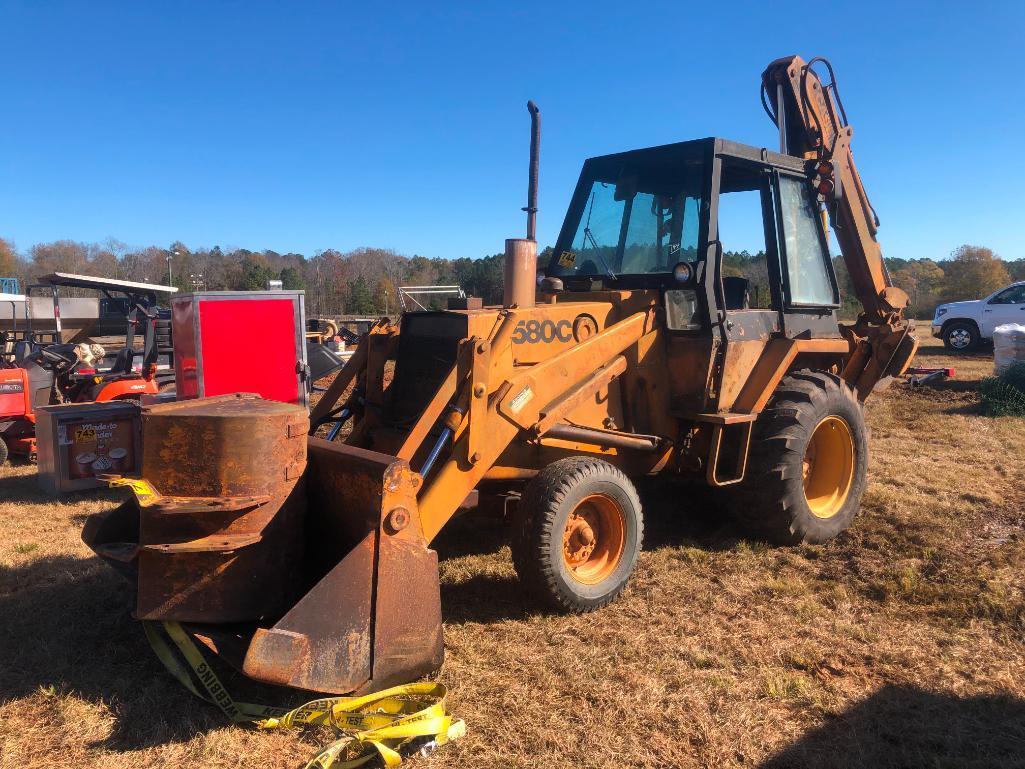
[
  {"left": 143, "top": 621, "right": 465, "bottom": 768},
  {"left": 107, "top": 476, "right": 160, "bottom": 507}
]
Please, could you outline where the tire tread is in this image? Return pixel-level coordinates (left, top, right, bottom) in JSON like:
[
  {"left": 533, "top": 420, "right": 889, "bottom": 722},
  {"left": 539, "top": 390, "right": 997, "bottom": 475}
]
[
  {"left": 511, "top": 456, "right": 643, "bottom": 613},
  {"left": 729, "top": 369, "right": 867, "bottom": 544}
]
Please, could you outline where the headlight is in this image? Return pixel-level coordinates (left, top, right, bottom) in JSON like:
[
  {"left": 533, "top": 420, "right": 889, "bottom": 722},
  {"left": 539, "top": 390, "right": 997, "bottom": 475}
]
[
  {"left": 672, "top": 262, "right": 694, "bottom": 284},
  {"left": 665, "top": 289, "right": 701, "bottom": 331},
  {"left": 936, "top": 307, "right": 948, "bottom": 317}
]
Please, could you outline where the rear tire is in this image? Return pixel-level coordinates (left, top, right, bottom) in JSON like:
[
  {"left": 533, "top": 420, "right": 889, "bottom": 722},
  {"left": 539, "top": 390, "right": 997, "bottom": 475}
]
[
  {"left": 730, "top": 371, "right": 868, "bottom": 545},
  {"left": 943, "top": 321, "right": 979, "bottom": 352},
  {"left": 511, "top": 456, "right": 643, "bottom": 613},
  {"left": 0, "top": 438, "right": 8, "bottom": 466}
]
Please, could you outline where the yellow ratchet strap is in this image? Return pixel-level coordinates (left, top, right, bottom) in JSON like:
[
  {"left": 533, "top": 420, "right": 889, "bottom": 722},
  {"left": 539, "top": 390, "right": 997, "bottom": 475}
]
[
  {"left": 143, "top": 621, "right": 464, "bottom": 769},
  {"left": 106, "top": 476, "right": 160, "bottom": 507}
]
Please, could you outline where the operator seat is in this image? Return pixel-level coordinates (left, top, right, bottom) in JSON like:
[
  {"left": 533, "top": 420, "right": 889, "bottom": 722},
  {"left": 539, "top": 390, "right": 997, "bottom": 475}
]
[
  {"left": 21, "top": 356, "right": 57, "bottom": 408},
  {"left": 110, "top": 347, "right": 135, "bottom": 376},
  {"left": 13, "top": 340, "right": 38, "bottom": 365},
  {"left": 723, "top": 276, "right": 751, "bottom": 310}
]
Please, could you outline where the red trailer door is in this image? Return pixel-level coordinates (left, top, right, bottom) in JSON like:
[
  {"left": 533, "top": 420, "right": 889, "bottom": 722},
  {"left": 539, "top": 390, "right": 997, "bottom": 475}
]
[{"left": 173, "top": 291, "right": 308, "bottom": 407}]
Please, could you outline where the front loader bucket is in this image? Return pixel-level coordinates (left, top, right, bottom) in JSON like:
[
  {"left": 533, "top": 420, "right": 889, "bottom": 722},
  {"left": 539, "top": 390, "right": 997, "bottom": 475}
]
[
  {"left": 82, "top": 395, "right": 443, "bottom": 696},
  {"left": 243, "top": 438, "right": 444, "bottom": 694}
]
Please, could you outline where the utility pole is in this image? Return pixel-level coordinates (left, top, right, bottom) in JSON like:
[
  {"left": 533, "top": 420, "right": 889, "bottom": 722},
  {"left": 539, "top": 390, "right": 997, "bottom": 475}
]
[{"left": 168, "top": 249, "right": 180, "bottom": 288}]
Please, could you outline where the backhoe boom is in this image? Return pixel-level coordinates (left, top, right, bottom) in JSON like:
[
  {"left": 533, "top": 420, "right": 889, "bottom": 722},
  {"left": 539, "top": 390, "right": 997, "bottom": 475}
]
[{"left": 761, "top": 56, "right": 917, "bottom": 393}]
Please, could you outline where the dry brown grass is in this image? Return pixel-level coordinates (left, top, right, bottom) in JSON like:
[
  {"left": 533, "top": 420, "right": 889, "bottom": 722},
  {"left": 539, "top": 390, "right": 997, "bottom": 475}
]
[{"left": 2, "top": 337, "right": 1024, "bottom": 769}]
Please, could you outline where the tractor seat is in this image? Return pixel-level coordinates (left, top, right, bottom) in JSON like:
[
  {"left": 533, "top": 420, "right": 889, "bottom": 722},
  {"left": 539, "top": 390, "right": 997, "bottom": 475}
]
[
  {"left": 110, "top": 347, "right": 135, "bottom": 375},
  {"left": 723, "top": 276, "right": 751, "bottom": 311},
  {"left": 14, "top": 340, "right": 40, "bottom": 365}
]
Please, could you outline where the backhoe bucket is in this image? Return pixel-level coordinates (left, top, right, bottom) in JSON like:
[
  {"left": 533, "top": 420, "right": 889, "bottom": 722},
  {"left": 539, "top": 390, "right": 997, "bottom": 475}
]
[
  {"left": 242, "top": 438, "right": 444, "bottom": 693},
  {"left": 82, "top": 395, "right": 444, "bottom": 695}
]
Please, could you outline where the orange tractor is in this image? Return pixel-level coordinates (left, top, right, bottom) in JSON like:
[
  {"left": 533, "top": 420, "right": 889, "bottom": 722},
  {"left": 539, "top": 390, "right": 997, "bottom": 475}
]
[
  {"left": 84, "top": 56, "right": 917, "bottom": 695},
  {"left": 0, "top": 274, "right": 174, "bottom": 462}
]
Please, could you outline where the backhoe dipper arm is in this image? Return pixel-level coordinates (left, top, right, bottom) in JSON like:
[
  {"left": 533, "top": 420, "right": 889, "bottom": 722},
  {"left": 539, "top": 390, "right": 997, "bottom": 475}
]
[
  {"left": 761, "top": 55, "right": 909, "bottom": 326},
  {"left": 762, "top": 56, "right": 917, "bottom": 395}
]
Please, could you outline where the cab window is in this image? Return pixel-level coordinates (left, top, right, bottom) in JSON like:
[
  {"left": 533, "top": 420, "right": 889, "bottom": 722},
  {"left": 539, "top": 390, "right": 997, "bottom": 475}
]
[
  {"left": 989, "top": 285, "right": 1025, "bottom": 304},
  {"left": 560, "top": 183, "right": 701, "bottom": 276},
  {"left": 777, "top": 175, "right": 837, "bottom": 306},
  {"left": 716, "top": 163, "right": 774, "bottom": 309},
  {"left": 550, "top": 154, "right": 705, "bottom": 279}
]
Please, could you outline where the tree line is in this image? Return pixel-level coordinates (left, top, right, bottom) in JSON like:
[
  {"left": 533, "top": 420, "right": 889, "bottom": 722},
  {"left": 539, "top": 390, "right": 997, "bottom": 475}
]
[
  {"left": 724, "top": 244, "right": 1024, "bottom": 319},
  {"left": 1, "top": 237, "right": 1021, "bottom": 320},
  {"left": 0, "top": 238, "right": 507, "bottom": 317}
]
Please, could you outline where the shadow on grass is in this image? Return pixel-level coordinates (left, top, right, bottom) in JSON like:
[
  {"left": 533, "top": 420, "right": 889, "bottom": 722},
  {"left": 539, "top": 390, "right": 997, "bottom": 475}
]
[
  {"left": 434, "top": 480, "right": 748, "bottom": 562},
  {"left": 432, "top": 482, "right": 748, "bottom": 623},
  {"left": 760, "top": 684, "right": 1025, "bottom": 769},
  {"left": 640, "top": 480, "right": 745, "bottom": 552},
  {"left": 0, "top": 470, "right": 122, "bottom": 506},
  {"left": 0, "top": 554, "right": 233, "bottom": 750},
  {"left": 432, "top": 511, "right": 508, "bottom": 562},
  {"left": 913, "top": 344, "right": 992, "bottom": 361},
  {"left": 441, "top": 573, "right": 532, "bottom": 623}
]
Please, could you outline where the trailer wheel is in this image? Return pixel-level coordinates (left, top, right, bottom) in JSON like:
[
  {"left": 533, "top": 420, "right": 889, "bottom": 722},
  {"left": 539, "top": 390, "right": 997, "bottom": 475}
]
[
  {"left": 731, "top": 371, "right": 868, "bottom": 545},
  {"left": 511, "top": 456, "right": 643, "bottom": 613}
]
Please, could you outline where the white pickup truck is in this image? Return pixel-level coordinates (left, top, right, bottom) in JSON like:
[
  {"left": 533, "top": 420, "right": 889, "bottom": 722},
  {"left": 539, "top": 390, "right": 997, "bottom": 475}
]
[{"left": 932, "top": 281, "right": 1025, "bottom": 351}]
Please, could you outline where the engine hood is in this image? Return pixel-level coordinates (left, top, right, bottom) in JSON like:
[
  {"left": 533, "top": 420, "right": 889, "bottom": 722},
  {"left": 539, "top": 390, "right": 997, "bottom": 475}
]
[{"left": 936, "top": 299, "right": 981, "bottom": 312}]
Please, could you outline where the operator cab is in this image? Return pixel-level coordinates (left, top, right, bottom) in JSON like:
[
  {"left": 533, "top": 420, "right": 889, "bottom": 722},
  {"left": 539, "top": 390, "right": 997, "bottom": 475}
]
[{"left": 546, "top": 137, "right": 842, "bottom": 342}]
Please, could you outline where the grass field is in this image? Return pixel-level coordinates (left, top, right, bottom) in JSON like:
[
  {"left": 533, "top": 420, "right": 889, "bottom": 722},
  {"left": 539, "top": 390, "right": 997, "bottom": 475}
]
[{"left": 2, "top": 337, "right": 1024, "bottom": 769}]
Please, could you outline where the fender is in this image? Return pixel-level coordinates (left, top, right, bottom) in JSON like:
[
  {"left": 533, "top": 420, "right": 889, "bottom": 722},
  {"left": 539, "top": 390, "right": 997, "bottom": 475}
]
[
  {"left": 94, "top": 378, "right": 158, "bottom": 402},
  {"left": 0, "top": 367, "right": 32, "bottom": 420}
]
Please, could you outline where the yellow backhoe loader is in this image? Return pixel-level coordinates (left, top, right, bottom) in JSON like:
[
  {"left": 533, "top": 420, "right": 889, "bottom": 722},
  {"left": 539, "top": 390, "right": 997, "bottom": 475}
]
[{"left": 84, "top": 55, "right": 917, "bottom": 695}]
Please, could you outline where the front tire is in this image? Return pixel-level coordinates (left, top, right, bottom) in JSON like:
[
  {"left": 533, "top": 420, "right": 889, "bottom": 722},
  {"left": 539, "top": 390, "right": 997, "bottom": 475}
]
[
  {"left": 511, "top": 456, "right": 643, "bottom": 612},
  {"left": 731, "top": 371, "right": 868, "bottom": 545},
  {"left": 943, "top": 321, "right": 979, "bottom": 352}
]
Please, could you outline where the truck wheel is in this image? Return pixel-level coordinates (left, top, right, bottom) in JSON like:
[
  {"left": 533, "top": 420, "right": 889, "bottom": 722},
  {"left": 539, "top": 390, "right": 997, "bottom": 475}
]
[
  {"left": 511, "top": 456, "right": 643, "bottom": 613},
  {"left": 943, "top": 322, "right": 979, "bottom": 352},
  {"left": 0, "top": 438, "right": 8, "bottom": 465},
  {"left": 731, "top": 371, "right": 868, "bottom": 545}
]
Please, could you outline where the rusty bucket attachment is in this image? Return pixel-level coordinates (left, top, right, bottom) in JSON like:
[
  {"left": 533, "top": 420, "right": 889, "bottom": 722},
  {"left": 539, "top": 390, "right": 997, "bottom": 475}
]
[
  {"left": 242, "top": 438, "right": 443, "bottom": 694},
  {"left": 83, "top": 394, "right": 444, "bottom": 695},
  {"left": 83, "top": 393, "right": 308, "bottom": 621}
]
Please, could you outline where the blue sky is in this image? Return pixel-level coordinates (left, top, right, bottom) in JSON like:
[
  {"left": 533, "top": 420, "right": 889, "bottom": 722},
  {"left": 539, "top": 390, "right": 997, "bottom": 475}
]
[{"left": 2, "top": 1, "right": 1024, "bottom": 262}]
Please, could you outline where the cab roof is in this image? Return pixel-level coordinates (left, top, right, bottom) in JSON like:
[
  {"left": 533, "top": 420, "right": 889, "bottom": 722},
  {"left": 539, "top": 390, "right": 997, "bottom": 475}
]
[{"left": 582, "top": 136, "right": 806, "bottom": 175}]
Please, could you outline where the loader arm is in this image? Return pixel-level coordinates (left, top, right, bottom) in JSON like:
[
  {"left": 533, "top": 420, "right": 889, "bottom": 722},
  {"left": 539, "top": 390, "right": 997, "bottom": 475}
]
[
  {"left": 415, "top": 307, "right": 654, "bottom": 542},
  {"left": 309, "top": 320, "right": 397, "bottom": 430},
  {"left": 762, "top": 56, "right": 918, "bottom": 396}
]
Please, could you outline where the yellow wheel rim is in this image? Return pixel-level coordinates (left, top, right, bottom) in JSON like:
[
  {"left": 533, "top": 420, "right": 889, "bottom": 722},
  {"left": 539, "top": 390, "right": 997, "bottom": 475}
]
[
  {"left": 803, "top": 416, "right": 855, "bottom": 519},
  {"left": 562, "top": 494, "right": 626, "bottom": 584}
]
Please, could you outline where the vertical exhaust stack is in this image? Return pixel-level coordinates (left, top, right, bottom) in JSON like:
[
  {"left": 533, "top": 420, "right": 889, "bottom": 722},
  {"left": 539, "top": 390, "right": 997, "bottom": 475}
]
[
  {"left": 504, "top": 100, "right": 541, "bottom": 309},
  {"left": 524, "top": 100, "right": 541, "bottom": 241}
]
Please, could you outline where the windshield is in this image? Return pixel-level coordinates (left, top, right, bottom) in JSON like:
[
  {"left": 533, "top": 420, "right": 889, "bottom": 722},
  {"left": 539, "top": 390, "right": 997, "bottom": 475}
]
[{"left": 550, "top": 154, "right": 705, "bottom": 279}]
